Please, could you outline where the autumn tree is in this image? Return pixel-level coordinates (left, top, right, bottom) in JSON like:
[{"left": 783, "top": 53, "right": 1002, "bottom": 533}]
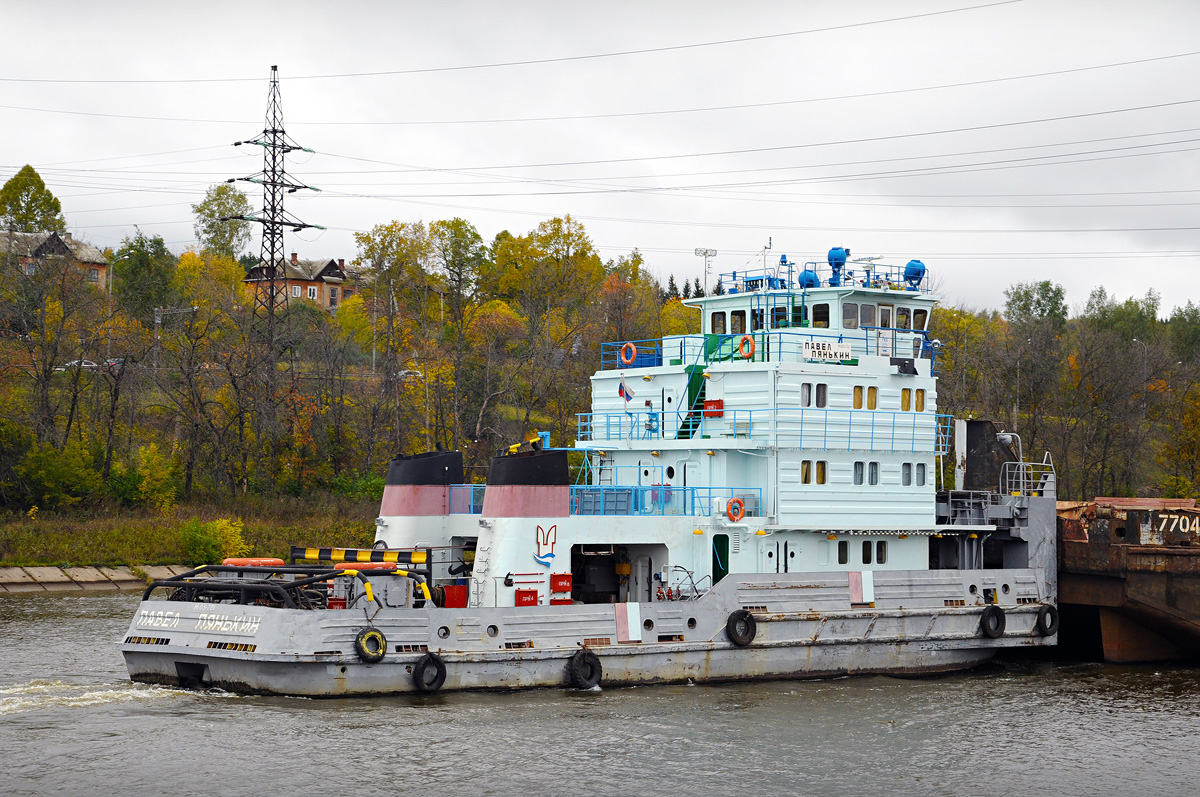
[
  {"left": 191, "top": 184, "right": 253, "bottom": 259},
  {"left": 0, "top": 165, "right": 65, "bottom": 234},
  {"left": 113, "top": 232, "right": 178, "bottom": 325}
]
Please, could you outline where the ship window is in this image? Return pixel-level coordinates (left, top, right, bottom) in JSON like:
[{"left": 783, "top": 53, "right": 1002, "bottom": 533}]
[
  {"left": 913, "top": 308, "right": 929, "bottom": 330},
  {"left": 812, "top": 303, "right": 830, "bottom": 328},
  {"left": 901, "top": 388, "right": 912, "bottom": 412},
  {"left": 896, "top": 307, "right": 911, "bottom": 330},
  {"left": 916, "top": 389, "right": 926, "bottom": 412},
  {"left": 853, "top": 461, "right": 864, "bottom": 485},
  {"left": 801, "top": 460, "right": 812, "bottom": 484},
  {"left": 876, "top": 541, "right": 888, "bottom": 564},
  {"left": 792, "top": 304, "right": 807, "bottom": 326},
  {"left": 862, "top": 540, "right": 873, "bottom": 565},
  {"left": 711, "top": 311, "right": 726, "bottom": 335},
  {"left": 860, "top": 304, "right": 876, "bottom": 328},
  {"left": 801, "top": 383, "right": 812, "bottom": 407},
  {"left": 731, "top": 310, "right": 746, "bottom": 334},
  {"left": 853, "top": 386, "right": 863, "bottom": 409},
  {"left": 816, "top": 383, "right": 827, "bottom": 408},
  {"left": 838, "top": 540, "right": 848, "bottom": 565},
  {"left": 917, "top": 463, "right": 927, "bottom": 486},
  {"left": 772, "top": 306, "right": 789, "bottom": 328},
  {"left": 751, "top": 309, "right": 764, "bottom": 331},
  {"left": 867, "top": 386, "right": 878, "bottom": 410},
  {"left": 816, "top": 461, "right": 827, "bottom": 485},
  {"left": 869, "top": 462, "right": 879, "bottom": 485},
  {"left": 842, "top": 302, "right": 858, "bottom": 329},
  {"left": 902, "top": 463, "right": 912, "bottom": 486}
]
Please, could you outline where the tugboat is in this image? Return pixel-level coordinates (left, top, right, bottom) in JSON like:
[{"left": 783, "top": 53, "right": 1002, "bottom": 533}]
[{"left": 121, "top": 248, "right": 1060, "bottom": 694}]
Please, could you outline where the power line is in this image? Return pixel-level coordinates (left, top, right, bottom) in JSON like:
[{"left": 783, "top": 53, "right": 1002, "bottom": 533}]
[{"left": 0, "top": 2, "right": 1021, "bottom": 85}]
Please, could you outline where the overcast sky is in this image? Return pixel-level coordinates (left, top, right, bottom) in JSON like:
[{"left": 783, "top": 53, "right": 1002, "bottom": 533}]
[{"left": 2, "top": 0, "right": 1199, "bottom": 313}]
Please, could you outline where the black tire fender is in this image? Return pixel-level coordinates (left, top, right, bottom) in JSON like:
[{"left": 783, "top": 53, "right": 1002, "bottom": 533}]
[
  {"left": 354, "top": 628, "right": 387, "bottom": 664},
  {"left": 567, "top": 648, "right": 603, "bottom": 689},
  {"left": 413, "top": 652, "right": 447, "bottom": 693},
  {"left": 726, "top": 609, "right": 757, "bottom": 647},
  {"left": 980, "top": 605, "right": 1006, "bottom": 639},
  {"left": 1035, "top": 604, "right": 1060, "bottom": 636}
]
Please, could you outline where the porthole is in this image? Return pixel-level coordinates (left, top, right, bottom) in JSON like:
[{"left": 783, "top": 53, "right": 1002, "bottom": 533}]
[
  {"left": 969, "top": 584, "right": 978, "bottom": 595},
  {"left": 340, "top": 666, "right": 347, "bottom": 674},
  {"left": 789, "top": 551, "right": 795, "bottom": 558},
  {"left": 687, "top": 618, "right": 697, "bottom": 630},
  {"left": 437, "top": 626, "right": 450, "bottom": 639},
  {"left": 644, "top": 469, "right": 650, "bottom": 477},
  {"left": 486, "top": 625, "right": 499, "bottom": 637},
  {"left": 667, "top": 395, "right": 673, "bottom": 403},
  {"left": 666, "top": 466, "right": 675, "bottom": 479},
  {"left": 1002, "top": 584, "right": 1011, "bottom": 595},
  {"left": 767, "top": 551, "right": 774, "bottom": 558},
  {"left": 643, "top": 619, "right": 654, "bottom": 631},
  {"left": 1115, "top": 527, "right": 1127, "bottom": 539}
]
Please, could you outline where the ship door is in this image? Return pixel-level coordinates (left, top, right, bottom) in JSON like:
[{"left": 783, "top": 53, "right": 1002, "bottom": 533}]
[
  {"left": 877, "top": 305, "right": 894, "bottom": 356},
  {"left": 712, "top": 534, "right": 730, "bottom": 585}
]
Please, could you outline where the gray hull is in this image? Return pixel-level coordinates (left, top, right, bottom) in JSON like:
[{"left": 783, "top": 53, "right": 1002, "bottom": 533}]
[{"left": 121, "top": 568, "right": 1056, "bottom": 695}]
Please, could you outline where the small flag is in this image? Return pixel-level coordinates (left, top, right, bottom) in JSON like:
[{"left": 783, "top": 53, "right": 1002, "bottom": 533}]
[{"left": 619, "top": 376, "right": 635, "bottom": 402}]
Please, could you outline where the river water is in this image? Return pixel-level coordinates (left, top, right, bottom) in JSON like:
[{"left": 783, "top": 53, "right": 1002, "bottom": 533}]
[{"left": 1, "top": 591, "right": 1199, "bottom": 796}]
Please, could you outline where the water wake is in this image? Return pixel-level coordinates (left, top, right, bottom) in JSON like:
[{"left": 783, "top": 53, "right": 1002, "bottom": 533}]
[{"left": 0, "top": 678, "right": 235, "bottom": 716}]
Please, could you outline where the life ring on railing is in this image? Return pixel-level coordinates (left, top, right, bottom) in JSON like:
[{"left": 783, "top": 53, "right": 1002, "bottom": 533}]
[
  {"left": 620, "top": 342, "right": 637, "bottom": 365},
  {"left": 727, "top": 497, "right": 745, "bottom": 522},
  {"left": 739, "top": 335, "right": 755, "bottom": 359}
]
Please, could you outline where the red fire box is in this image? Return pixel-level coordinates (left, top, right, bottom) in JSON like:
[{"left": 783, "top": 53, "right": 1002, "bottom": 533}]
[
  {"left": 704, "top": 399, "right": 724, "bottom": 417},
  {"left": 442, "top": 584, "right": 468, "bottom": 608},
  {"left": 550, "top": 573, "right": 573, "bottom": 594},
  {"left": 514, "top": 588, "right": 539, "bottom": 606},
  {"left": 549, "top": 598, "right": 573, "bottom": 605}
]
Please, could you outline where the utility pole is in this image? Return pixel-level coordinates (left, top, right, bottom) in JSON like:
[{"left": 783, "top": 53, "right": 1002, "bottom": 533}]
[
  {"left": 222, "top": 65, "right": 323, "bottom": 352},
  {"left": 694, "top": 248, "right": 716, "bottom": 295}
]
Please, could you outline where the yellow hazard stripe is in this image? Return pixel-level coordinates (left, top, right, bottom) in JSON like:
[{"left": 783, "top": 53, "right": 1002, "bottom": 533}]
[{"left": 296, "top": 546, "right": 426, "bottom": 564}]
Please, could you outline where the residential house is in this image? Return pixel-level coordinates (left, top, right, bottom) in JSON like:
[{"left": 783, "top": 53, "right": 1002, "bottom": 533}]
[
  {"left": 243, "top": 252, "right": 355, "bottom": 311},
  {"left": 0, "top": 230, "right": 109, "bottom": 289}
]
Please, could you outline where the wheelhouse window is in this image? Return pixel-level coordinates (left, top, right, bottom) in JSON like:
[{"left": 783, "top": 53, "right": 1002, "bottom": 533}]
[
  {"left": 838, "top": 540, "right": 848, "bottom": 565},
  {"left": 915, "top": 389, "right": 926, "bottom": 412},
  {"left": 860, "top": 304, "right": 876, "bottom": 328},
  {"left": 792, "top": 304, "right": 808, "bottom": 327},
  {"left": 842, "top": 302, "right": 858, "bottom": 329},
  {"left": 853, "top": 386, "right": 864, "bottom": 409},
  {"left": 867, "top": 386, "right": 878, "bottom": 410},
  {"left": 711, "top": 311, "right": 726, "bottom": 335},
  {"left": 902, "top": 463, "right": 913, "bottom": 486},
  {"left": 731, "top": 310, "right": 746, "bottom": 334},
  {"left": 901, "top": 388, "right": 912, "bottom": 412},
  {"left": 816, "top": 461, "right": 827, "bottom": 485},
  {"left": 772, "top": 306, "right": 789, "bottom": 328},
  {"left": 812, "top": 303, "right": 830, "bottom": 328},
  {"left": 801, "top": 383, "right": 812, "bottom": 407},
  {"left": 853, "top": 461, "right": 865, "bottom": 485},
  {"left": 868, "top": 462, "right": 879, "bottom": 485},
  {"left": 916, "top": 463, "right": 927, "bottom": 486},
  {"left": 913, "top": 308, "right": 929, "bottom": 330},
  {"left": 862, "top": 541, "right": 873, "bottom": 565},
  {"left": 750, "top": 309, "right": 764, "bottom": 331},
  {"left": 896, "top": 307, "right": 911, "bottom": 330},
  {"left": 815, "top": 383, "right": 827, "bottom": 408},
  {"left": 876, "top": 541, "right": 888, "bottom": 564},
  {"left": 801, "top": 461, "right": 812, "bottom": 484}
]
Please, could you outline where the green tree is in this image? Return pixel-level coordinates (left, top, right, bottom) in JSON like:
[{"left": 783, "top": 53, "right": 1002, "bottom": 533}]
[
  {"left": 191, "top": 184, "right": 253, "bottom": 259},
  {"left": 0, "top": 165, "right": 65, "bottom": 233},
  {"left": 114, "top": 232, "right": 178, "bottom": 324},
  {"left": 665, "top": 274, "right": 679, "bottom": 299}
]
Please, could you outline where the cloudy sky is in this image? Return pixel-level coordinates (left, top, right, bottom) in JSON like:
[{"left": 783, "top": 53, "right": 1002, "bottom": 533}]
[{"left": 2, "top": 0, "right": 1199, "bottom": 313}]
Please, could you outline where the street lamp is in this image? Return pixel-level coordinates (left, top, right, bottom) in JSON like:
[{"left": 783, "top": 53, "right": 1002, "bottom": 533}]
[{"left": 694, "top": 248, "right": 716, "bottom": 295}]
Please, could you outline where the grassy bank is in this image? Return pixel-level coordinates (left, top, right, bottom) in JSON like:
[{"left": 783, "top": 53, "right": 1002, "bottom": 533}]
[{"left": 0, "top": 497, "right": 378, "bottom": 567}]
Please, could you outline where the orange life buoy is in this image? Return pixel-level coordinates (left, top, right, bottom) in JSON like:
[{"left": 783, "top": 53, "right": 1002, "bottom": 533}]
[
  {"left": 739, "top": 335, "right": 755, "bottom": 359},
  {"left": 620, "top": 342, "right": 637, "bottom": 365},
  {"left": 727, "top": 497, "right": 745, "bottom": 522}
]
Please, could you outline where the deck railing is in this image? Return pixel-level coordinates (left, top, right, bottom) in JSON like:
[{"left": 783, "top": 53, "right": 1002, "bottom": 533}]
[{"left": 578, "top": 407, "right": 952, "bottom": 454}]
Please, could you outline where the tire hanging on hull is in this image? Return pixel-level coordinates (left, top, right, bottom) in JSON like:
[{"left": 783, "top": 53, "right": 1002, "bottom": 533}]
[
  {"left": 567, "top": 649, "right": 603, "bottom": 689},
  {"left": 413, "top": 652, "right": 447, "bottom": 692},
  {"left": 726, "top": 609, "right": 757, "bottom": 646}
]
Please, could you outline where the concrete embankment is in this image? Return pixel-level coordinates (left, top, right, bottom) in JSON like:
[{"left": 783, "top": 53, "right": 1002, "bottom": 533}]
[{"left": 0, "top": 565, "right": 192, "bottom": 593}]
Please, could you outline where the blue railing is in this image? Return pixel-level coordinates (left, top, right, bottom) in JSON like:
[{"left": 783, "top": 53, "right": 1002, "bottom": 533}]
[
  {"left": 570, "top": 485, "right": 762, "bottom": 517},
  {"left": 578, "top": 408, "right": 953, "bottom": 455},
  {"left": 447, "top": 484, "right": 486, "bottom": 514},
  {"left": 717, "top": 259, "right": 933, "bottom": 295},
  {"left": 601, "top": 329, "right": 936, "bottom": 372}
]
